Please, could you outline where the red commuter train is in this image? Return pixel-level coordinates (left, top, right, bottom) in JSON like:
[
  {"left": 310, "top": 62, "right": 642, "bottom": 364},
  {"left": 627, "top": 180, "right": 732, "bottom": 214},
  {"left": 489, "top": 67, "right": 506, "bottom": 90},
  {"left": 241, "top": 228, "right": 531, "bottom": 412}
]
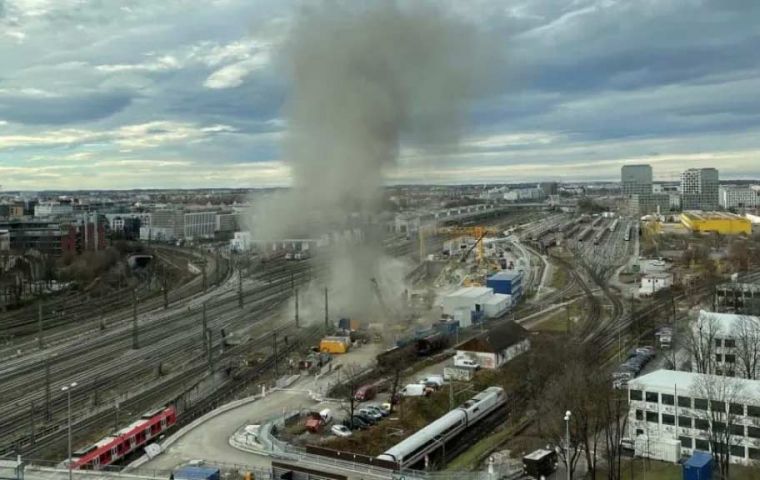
[{"left": 69, "top": 406, "right": 177, "bottom": 470}]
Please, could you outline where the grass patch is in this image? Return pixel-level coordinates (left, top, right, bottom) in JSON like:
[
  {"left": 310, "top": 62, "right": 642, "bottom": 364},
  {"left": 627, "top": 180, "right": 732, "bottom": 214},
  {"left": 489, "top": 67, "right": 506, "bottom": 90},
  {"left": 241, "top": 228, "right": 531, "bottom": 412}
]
[
  {"left": 550, "top": 266, "right": 569, "bottom": 290},
  {"left": 446, "top": 422, "right": 526, "bottom": 471}
]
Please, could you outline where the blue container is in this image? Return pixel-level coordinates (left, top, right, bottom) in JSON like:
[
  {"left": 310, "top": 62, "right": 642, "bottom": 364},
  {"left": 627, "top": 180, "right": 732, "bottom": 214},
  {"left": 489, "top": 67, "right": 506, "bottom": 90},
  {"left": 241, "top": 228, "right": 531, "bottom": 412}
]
[
  {"left": 338, "top": 318, "right": 350, "bottom": 330},
  {"left": 436, "top": 319, "right": 459, "bottom": 336},
  {"left": 174, "top": 467, "right": 221, "bottom": 480},
  {"left": 683, "top": 451, "right": 712, "bottom": 480},
  {"left": 487, "top": 271, "right": 523, "bottom": 295}
]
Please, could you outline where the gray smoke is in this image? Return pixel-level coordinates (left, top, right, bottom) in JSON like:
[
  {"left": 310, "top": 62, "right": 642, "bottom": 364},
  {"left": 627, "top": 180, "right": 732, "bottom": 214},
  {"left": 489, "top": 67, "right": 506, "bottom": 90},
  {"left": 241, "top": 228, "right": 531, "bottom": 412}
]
[{"left": 252, "top": 1, "right": 492, "bottom": 323}]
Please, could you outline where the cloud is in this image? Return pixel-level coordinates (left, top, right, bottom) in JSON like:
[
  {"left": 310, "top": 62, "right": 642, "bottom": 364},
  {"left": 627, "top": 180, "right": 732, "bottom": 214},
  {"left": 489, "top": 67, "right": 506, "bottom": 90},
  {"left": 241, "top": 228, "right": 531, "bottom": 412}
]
[
  {"left": 0, "top": 91, "right": 133, "bottom": 125},
  {"left": 203, "top": 51, "right": 271, "bottom": 89}
]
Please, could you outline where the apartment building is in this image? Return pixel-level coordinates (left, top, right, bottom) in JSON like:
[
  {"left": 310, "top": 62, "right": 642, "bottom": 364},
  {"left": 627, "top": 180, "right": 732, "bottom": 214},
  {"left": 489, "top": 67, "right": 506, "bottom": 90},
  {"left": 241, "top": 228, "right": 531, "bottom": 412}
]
[
  {"left": 719, "top": 186, "right": 760, "bottom": 210},
  {"left": 628, "top": 369, "right": 760, "bottom": 465}
]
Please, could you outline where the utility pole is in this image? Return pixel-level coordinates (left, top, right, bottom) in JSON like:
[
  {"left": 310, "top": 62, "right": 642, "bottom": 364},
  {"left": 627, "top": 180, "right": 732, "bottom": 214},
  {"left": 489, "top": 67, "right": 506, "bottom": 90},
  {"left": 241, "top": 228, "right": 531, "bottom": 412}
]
[
  {"left": 449, "top": 382, "right": 454, "bottom": 410},
  {"left": 202, "top": 301, "right": 208, "bottom": 343},
  {"left": 207, "top": 328, "right": 213, "bottom": 370},
  {"left": 132, "top": 289, "right": 139, "bottom": 349},
  {"left": 273, "top": 331, "right": 279, "bottom": 377},
  {"left": 295, "top": 287, "right": 300, "bottom": 328},
  {"left": 37, "top": 299, "right": 44, "bottom": 350},
  {"left": 238, "top": 269, "right": 243, "bottom": 308},
  {"left": 202, "top": 262, "right": 207, "bottom": 293},
  {"left": 216, "top": 248, "right": 221, "bottom": 284},
  {"left": 44, "top": 358, "right": 51, "bottom": 421},
  {"left": 324, "top": 287, "right": 329, "bottom": 330},
  {"left": 29, "top": 401, "right": 35, "bottom": 446},
  {"left": 163, "top": 275, "right": 168, "bottom": 309}
]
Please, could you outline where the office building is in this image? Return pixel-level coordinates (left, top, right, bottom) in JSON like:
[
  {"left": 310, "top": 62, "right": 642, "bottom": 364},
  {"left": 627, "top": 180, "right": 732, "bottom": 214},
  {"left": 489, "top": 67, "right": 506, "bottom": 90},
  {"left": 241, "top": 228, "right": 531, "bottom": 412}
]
[
  {"left": 621, "top": 165, "right": 653, "bottom": 196},
  {"left": 719, "top": 186, "right": 760, "bottom": 210},
  {"left": 689, "top": 310, "right": 760, "bottom": 379},
  {"left": 0, "top": 220, "right": 63, "bottom": 255},
  {"left": 629, "top": 194, "right": 671, "bottom": 216},
  {"left": 628, "top": 369, "right": 760, "bottom": 465},
  {"left": 681, "top": 168, "right": 719, "bottom": 210},
  {"left": 184, "top": 211, "right": 216, "bottom": 239},
  {"left": 34, "top": 201, "right": 74, "bottom": 218}
]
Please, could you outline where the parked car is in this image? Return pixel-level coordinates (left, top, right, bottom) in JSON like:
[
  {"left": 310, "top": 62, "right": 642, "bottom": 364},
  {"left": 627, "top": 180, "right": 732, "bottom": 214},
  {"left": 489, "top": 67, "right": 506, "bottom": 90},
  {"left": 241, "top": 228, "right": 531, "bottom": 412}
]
[
  {"left": 354, "top": 413, "right": 377, "bottom": 425},
  {"left": 365, "top": 404, "right": 389, "bottom": 417},
  {"left": 418, "top": 375, "right": 444, "bottom": 387},
  {"left": 358, "top": 408, "right": 382, "bottom": 421},
  {"left": 331, "top": 424, "right": 352, "bottom": 437},
  {"left": 319, "top": 409, "right": 332, "bottom": 424},
  {"left": 343, "top": 417, "right": 369, "bottom": 430}
]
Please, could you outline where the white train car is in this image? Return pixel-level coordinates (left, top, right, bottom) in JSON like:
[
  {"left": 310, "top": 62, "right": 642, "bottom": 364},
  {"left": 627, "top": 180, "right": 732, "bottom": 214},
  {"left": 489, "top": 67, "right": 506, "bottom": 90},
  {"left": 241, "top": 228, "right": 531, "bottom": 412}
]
[{"left": 377, "top": 387, "right": 506, "bottom": 468}]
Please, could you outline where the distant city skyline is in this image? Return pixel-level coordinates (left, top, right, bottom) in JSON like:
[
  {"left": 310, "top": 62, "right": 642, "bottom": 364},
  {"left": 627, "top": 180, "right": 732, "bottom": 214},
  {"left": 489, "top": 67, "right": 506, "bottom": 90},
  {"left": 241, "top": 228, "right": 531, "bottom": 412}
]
[{"left": 2, "top": 1, "right": 760, "bottom": 190}]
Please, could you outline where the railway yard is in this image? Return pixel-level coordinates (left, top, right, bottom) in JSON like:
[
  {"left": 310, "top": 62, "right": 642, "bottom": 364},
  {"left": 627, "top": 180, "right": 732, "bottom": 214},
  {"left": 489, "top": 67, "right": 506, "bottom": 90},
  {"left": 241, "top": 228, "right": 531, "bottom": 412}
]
[{"left": 3, "top": 205, "right": 759, "bottom": 480}]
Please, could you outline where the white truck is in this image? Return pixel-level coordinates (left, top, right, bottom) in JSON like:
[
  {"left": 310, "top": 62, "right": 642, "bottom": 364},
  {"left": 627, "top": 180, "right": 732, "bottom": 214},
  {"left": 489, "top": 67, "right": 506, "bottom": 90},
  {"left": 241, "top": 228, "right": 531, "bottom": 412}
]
[
  {"left": 454, "top": 356, "right": 480, "bottom": 370},
  {"left": 399, "top": 384, "right": 431, "bottom": 397}
]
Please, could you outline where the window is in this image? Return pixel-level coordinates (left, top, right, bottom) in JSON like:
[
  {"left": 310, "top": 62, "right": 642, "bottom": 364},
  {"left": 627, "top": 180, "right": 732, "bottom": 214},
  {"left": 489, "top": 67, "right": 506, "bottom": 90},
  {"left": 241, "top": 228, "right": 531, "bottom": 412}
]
[
  {"left": 678, "top": 396, "right": 692, "bottom": 408},
  {"left": 679, "top": 436, "right": 693, "bottom": 449},
  {"left": 725, "top": 339, "right": 736, "bottom": 348},
  {"left": 730, "top": 403, "right": 744, "bottom": 415},
  {"left": 662, "top": 414, "right": 675, "bottom": 426},
  {"left": 731, "top": 445, "right": 745, "bottom": 458},
  {"left": 730, "top": 424, "right": 744, "bottom": 436},
  {"left": 716, "top": 353, "right": 723, "bottom": 362},
  {"left": 646, "top": 411, "right": 659, "bottom": 423},
  {"left": 748, "top": 426, "right": 760, "bottom": 439},
  {"left": 716, "top": 339, "right": 723, "bottom": 347},
  {"left": 661, "top": 394, "right": 675, "bottom": 405},
  {"left": 748, "top": 405, "right": 760, "bottom": 417},
  {"left": 695, "top": 439, "right": 710, "bottom": 450},
  {"left": 711, "top": 400, "right": 726, "bottom": 412},
  {"left": 724, "top": 354, "right": 736, "bottom": 363},
  {"left": 630, "top": 389, "right": 643, "bottom": 401},
  {"left": 646, "top": 391, "right": 659, "bottom": 403},
  {"left": 678, "top": 416, "right": 693, "bottom": 428},
  {"left": 694, "top": 398, "right": 708, "bottom": 410},
  {"left": 695, "top": 418, "right": 710, "bottom": 430},
  {"left": 636, "top": 410, "right": 644, "bottom": 421},
  {"left": 714, "top": 422, "right": 726, "bottom": 433},
  {"left": 749, "top": 448, "right": 760, "bottom": 460}
]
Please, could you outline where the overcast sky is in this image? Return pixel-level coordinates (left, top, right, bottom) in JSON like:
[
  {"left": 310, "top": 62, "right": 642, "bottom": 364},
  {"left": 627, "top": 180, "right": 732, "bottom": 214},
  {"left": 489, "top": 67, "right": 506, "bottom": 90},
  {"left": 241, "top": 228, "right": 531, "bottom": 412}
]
[{"left": 1, "top": 0, "right": 760, "bottom": 190}]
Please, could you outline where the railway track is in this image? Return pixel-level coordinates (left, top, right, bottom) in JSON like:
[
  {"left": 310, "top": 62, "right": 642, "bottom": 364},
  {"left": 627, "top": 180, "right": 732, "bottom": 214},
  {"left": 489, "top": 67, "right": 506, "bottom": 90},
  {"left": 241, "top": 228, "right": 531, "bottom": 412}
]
[
  {"left": 0, "top": 258, "right": 311, "bottom": 455},
  {"left": 0, "top": 246, "right": 229, "bottom": 354}
]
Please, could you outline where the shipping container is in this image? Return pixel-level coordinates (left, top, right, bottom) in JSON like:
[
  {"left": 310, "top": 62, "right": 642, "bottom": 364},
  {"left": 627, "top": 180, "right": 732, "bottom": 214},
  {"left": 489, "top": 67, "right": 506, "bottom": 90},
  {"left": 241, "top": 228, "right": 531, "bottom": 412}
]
[
  {"left": 319, "top": 337, "right": 350, "bottom": 354},
  {"left": 174, "top": 466, "right": 221, "bottom": 480},
  {"left": 338, "top": 318, "right": 360, "bottom": 331},
  {"left": 486, "top": 271, "right": 523, "bottom": 303},
  {"left": 683, "top": 451, "right": 713, "bottom": 480}
]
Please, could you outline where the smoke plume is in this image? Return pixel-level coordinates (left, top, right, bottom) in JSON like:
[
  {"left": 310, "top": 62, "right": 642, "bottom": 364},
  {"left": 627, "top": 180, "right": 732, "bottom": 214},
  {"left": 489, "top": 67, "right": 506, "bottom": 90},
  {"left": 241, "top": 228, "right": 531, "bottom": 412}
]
[{"left": 251, "top": 1, "right": 492, "bottom": 324}]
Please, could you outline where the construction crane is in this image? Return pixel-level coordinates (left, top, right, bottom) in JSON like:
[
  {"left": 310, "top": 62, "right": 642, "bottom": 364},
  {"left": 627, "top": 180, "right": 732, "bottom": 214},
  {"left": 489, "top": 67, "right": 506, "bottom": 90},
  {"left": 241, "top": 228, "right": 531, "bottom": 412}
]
[{"left": 438, "top": 225, "right": 501, "bottom": 264}]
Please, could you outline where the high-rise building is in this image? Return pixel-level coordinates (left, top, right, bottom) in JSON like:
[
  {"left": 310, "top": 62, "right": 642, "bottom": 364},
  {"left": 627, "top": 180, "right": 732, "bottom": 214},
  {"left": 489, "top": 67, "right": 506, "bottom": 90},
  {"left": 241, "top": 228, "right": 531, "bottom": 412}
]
[
  {"left": 719, "top": 185, "right": 760, "bottom": 210},
  {"left": 621, "top": 165, "right": 653, "bottom": 196},
  {"left": 681, "top": 168, "right": 719, "bottom": 210}
]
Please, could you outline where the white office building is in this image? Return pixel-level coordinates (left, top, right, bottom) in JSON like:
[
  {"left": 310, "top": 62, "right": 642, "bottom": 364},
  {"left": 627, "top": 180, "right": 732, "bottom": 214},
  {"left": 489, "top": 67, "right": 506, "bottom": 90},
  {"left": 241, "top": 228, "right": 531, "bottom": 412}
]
[
  {"left": 34, "top": 202, "right": 73, "bottom": 218},
  {"left": 719, "top": 186, "right": 760, "bottom": 210},
  {"left": 622, "top": 165, "right": 653, "bottom": 196},
  {"left": 691, "top": 310, "right": 760, "bottom": 379},
  {"left": 183, "top": 211, "right": 216, "bottom": 240},
  {"left": 628, "top": 369, "right": 760, "bottom": 465}
]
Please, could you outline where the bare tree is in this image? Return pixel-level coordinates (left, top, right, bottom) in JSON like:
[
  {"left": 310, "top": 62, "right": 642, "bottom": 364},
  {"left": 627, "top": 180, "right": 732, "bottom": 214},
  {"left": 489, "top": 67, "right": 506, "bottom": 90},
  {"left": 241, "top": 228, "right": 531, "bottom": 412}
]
[
  {"left": 732, "top": 315, "right": 760, "bottom": 380},
  {"left": 691, "top": 374, "right": 745, "bottom": 479},
  {"left": 686, "top": 312, "right": 721, "bottom": 375},
  {"left": 335, "top": 364, "right": 364, "bottom": 428}
]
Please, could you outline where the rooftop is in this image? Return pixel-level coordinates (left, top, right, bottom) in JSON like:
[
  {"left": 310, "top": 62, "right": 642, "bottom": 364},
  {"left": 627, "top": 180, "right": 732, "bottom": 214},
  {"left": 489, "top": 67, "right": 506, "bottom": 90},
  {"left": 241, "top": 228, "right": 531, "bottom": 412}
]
[
  {"left": 681, "top": 210, "right": 748, "bottom": 221},
  {"left": 455, "top": 321, "right": 528, "bottom": 353},
  {"left": 629, "top": 369, "right": 760, "bottom": 401},
  {"left": 488, "top": 271, "right": 523, "bottom": 281}
]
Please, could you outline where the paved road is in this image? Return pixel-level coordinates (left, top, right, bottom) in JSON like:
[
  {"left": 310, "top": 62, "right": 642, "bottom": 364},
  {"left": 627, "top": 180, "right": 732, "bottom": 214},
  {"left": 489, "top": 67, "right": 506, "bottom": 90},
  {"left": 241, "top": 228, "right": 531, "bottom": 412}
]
[{"left": 140, "top": 344, "right": 383, "bottom": 474}]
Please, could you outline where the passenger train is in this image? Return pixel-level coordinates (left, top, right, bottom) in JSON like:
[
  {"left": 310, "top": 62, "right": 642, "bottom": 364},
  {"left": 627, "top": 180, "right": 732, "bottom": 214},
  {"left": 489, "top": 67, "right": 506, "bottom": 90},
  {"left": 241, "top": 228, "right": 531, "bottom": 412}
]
[
  {"left": 377, "top": 387, "right": 506, "bottom": 469},
  {"left": 67, "top": 406, "right": 176, "bottom": 470}
]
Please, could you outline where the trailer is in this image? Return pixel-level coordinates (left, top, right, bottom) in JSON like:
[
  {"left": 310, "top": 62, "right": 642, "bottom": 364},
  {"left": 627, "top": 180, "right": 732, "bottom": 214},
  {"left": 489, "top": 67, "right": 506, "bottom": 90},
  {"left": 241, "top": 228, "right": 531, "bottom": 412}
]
[{"left": 522, "top": 449, "right": 558, "bottom": 479}]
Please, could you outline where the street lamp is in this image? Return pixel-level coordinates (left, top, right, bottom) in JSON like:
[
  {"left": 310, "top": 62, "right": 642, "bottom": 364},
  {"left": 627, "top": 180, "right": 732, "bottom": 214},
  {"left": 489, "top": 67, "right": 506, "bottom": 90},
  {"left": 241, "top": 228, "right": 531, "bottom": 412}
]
[
  {"left": 564, "top": 410, "right": 572, "bottom": 480},
  {"left": 61, "top": 382, "right": 77, "bottom": 480}
]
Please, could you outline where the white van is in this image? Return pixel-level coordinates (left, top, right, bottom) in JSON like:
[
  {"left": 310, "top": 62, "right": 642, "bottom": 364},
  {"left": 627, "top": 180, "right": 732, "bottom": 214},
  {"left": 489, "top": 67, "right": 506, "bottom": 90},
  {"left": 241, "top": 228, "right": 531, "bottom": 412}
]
[
  {"left": 319, "top": 408, "right": 332, "bottom": 424},
  {"left": 399, "top": 384, "right": 429, "bottom": 397},
  {"left": 454, "top": 356, "right": 480, "bottom": 369}
]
